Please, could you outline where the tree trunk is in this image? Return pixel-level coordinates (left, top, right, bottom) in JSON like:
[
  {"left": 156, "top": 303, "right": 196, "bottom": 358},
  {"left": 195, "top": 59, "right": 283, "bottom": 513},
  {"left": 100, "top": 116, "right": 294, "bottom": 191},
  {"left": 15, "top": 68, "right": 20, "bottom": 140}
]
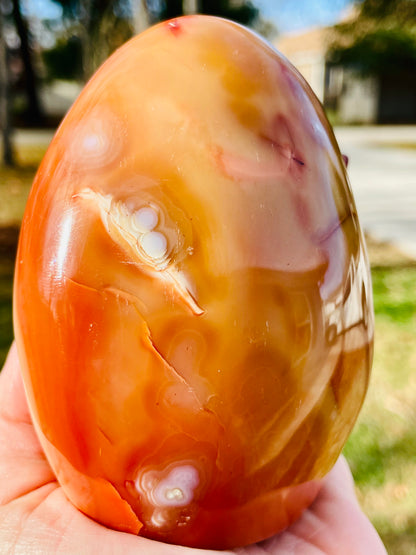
[
  {"left": 131, "top": 0, "right": 151, "bottom": 35},
  {"left": 164, "top": 0, "right": 185, "bottom": 19},
  {"left": 183, "top": 0, "right": 200, "bottom": 13},
  {"left": 11, "top": 0, "right": 43, "bottom": 125},
  {"left": 0, "top": 10, "right": 14, "bottom": 166},
  {"left": 78, "top": 0, "right": 94, "bottom": 81}
]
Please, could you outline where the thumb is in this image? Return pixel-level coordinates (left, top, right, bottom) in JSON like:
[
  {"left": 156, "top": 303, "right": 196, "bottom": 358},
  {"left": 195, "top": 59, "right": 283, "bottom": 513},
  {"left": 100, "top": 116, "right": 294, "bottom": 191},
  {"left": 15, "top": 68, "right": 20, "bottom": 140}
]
[
  {"left": 0, "top": 342, "right": 55, "bottom": 504},
  {"left": 0, "top": 342, "right": 32, "bottom": 425}
]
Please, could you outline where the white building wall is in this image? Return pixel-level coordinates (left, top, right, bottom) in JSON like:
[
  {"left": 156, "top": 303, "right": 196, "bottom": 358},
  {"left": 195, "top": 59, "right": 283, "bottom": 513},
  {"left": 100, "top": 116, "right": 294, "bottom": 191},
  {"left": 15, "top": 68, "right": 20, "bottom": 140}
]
[{"left": 338, "top": 71, "right": 379, "bottom": 124}]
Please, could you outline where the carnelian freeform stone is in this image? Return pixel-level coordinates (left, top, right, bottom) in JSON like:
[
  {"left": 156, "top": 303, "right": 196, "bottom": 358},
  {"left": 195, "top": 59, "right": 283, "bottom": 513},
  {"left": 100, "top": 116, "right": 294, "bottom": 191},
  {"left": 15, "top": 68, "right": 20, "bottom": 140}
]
[{"left": 14, "top": 15, "right": 374, "bottom": 549}]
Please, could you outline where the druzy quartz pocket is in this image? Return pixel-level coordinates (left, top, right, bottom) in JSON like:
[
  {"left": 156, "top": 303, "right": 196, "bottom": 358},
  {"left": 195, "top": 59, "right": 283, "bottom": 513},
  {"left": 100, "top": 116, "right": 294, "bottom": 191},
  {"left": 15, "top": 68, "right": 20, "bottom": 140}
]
[{"left": 14, "top": 15, "right": 374, "bottom": 549}]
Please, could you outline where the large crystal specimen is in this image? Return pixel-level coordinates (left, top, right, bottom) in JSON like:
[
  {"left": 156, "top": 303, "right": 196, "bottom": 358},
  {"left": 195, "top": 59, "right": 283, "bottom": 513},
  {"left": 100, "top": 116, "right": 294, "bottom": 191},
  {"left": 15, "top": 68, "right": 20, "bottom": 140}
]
[{"left": 14, "top": 15, "right": 373, "bottom": 549}]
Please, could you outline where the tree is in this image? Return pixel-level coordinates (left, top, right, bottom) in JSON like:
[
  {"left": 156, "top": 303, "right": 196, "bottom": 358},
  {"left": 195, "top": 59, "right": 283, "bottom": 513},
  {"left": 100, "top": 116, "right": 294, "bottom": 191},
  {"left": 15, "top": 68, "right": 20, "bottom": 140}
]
[
  {"left": 145, "top": 0, "right": 259, "bottom": 27},
  {"left": 0, "top": 7, "right": 14, "bottom": 166},
  {"left": 50, "top": 0, "right": 134, "bottom": 80},
  {"left": 328, "top": 0, "right": 416, "bottom": 76},
  {"left": 46, "top": 0, "right": 269, "bottom": 83},
  {"left": 42, "top": 35, "right": 84, "bottom": 81},
  {"left": 11, "top": 0, "right": 43, "bottom": 123}
]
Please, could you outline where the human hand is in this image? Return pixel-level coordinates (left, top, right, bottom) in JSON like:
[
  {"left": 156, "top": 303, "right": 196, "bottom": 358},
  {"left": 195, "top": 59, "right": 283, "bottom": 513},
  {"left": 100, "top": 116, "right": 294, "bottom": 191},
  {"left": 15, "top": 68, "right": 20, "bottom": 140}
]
[{"left": 0, "top": 344, "right": 386, "bottom": 554}]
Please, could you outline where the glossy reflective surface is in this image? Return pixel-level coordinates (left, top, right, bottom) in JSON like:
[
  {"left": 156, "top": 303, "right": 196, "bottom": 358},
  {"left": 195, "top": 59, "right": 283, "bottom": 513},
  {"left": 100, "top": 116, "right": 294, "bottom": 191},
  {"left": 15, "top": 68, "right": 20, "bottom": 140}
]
[{"left": 14, "top": 15, "right": 374, "bottom": 549}]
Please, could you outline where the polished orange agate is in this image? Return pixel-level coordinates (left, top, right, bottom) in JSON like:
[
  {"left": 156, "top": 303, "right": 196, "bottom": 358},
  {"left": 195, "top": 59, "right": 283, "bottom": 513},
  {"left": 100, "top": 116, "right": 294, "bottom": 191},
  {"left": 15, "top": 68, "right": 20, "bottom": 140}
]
[{"left": 13, "top": 15, "right": 374, "bottom": 549}]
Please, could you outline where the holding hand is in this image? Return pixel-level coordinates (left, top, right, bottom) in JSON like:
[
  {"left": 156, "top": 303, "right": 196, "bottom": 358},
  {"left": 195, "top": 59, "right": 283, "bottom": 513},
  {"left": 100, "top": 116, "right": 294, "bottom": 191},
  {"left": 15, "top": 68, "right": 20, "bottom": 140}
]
[{"left": 0, "top": 344, "right": 387, "bottom": 554}]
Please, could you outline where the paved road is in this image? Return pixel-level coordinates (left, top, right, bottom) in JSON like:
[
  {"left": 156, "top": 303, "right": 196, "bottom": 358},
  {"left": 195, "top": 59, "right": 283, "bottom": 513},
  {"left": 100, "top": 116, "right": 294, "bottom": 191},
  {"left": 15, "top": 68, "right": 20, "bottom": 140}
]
[
  {"left": 334, "top": 126, "right": 416, "bottom": 258},
  {"left": 11, "top": 125, "right": 416, "bottom": 258}
]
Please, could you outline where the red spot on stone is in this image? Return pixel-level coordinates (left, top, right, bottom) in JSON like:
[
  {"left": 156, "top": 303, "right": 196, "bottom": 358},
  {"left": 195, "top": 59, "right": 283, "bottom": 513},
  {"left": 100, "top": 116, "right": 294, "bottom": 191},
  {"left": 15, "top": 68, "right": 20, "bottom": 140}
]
[{"left": 166, "top": 19, "right": 182, "bottom": 36}]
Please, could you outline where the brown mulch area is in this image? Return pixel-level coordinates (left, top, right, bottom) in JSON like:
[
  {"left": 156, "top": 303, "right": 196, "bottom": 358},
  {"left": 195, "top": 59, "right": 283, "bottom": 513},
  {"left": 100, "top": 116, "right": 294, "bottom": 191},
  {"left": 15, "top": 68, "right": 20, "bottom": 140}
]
[
  {"left": 0, "top": 226, "right": 20, "bottom": 257},
  {"left": 364, "top": 233, "right": 416, "bottom": 268}
]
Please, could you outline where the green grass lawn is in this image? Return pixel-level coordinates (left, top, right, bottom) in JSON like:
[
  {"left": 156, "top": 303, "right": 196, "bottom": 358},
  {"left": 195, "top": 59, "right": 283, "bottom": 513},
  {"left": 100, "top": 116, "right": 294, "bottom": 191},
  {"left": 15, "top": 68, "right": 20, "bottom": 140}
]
[
  {"left": 0, "top": 143, "right": 415, "bottom": 554},
  {"left": 344, "top": 264, "right": 416, "bottom": 555}
]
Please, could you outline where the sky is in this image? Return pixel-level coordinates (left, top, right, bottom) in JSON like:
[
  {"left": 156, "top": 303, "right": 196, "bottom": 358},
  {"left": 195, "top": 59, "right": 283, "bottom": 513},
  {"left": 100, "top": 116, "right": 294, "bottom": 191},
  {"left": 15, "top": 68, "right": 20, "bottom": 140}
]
[
  {"left": 255, "top": 0, "right": 355, "bottom": 34},
  {"left": 23, "top": 0, "right": 356, "bottom": 34}
]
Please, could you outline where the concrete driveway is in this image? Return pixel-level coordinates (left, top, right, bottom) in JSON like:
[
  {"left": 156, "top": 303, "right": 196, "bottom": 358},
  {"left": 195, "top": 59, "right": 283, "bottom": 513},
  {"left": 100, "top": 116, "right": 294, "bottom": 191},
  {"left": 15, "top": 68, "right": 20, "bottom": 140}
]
[{"left": 334, "top": 126, "right": 416, "bottom": 258}]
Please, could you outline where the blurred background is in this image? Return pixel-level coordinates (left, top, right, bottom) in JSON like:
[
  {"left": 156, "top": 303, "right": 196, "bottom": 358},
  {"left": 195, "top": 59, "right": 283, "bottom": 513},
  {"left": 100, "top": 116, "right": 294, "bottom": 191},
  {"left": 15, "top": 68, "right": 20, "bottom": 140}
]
[{"left": 0, "top": 0, "right": 415, "bottom": 552}]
